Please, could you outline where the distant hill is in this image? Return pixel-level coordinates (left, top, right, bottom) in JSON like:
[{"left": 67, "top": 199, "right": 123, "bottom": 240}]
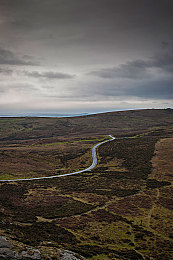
[{"left": 0, "top": 109, "right": 173, "bottom": 141}]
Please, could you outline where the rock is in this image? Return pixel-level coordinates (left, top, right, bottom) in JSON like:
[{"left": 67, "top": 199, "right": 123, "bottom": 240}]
[
  {"left": 0, "top": 248, "right": 16, "bottom": 259},
  {"left": 59, "top": 249, "right": 86, "bottom": 260},
  {"left": 0, "top": 235, "right": 85, "bottom": 259},
  {"left": 0, "top": 236, "right": 41, "bottom": 259},
  {"left": 0, "top": 236, "right": 13, "bottom": 249},
  {"left": 0, "top": 236, "right": 18, "bottom": 259},
  {"left": 20, "top": 249, "right": 41, "bottom": 259}
]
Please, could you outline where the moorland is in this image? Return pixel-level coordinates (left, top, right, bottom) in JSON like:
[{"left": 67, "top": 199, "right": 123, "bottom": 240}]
[{"left": 0, "top": 109, "right": 173, "bottom": 259}]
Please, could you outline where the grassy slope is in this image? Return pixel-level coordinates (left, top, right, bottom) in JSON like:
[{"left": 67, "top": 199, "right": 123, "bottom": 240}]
[{"left": 0, "top": 109, "right": 173, "bottom": 142}]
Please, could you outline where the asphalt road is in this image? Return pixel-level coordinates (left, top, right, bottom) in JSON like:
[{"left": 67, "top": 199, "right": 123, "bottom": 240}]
[{"left": 0, "top": 134, "right": 115, "bottom": 182}]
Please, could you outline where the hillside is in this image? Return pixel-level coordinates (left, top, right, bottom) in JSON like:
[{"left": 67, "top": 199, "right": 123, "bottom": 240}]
[
  {"left": 0, "top": 109, "right": 173, "bottom": 259},
  {"left": 0, "top": 109, "right": 173, "bottom": 143}
]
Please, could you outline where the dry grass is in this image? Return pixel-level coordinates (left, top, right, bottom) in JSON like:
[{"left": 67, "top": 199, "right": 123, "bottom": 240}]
[{"left": 152, "top": 137, "right": 173, "bottom": 182}]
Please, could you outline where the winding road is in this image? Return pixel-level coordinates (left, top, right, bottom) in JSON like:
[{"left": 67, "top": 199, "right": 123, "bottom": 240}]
[{"left": 0, "top": 134, "right": 115, "bottom": 182}]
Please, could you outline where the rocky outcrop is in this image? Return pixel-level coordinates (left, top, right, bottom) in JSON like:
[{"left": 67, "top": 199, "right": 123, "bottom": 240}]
[
  {"left": 0, "top": 236, "right": 21, "bottom": 259},
  {"left": 58, "top": 249, "right": 85, "bottom": 260},
  {"left": 0, "top": 235, "right": 41, "bottom": 259},
  {"left": 0, "top": 236, "right": 85, "bottom": 259}
]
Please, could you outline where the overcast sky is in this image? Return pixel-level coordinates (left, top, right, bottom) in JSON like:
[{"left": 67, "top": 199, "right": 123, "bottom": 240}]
[{"left": 0, "top": 0, "right": 173, "bottom": 115}]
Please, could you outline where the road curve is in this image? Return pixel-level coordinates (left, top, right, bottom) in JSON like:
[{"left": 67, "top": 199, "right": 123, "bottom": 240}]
[{"left": 0, "top": 135, "right": 115, "bottom": 182}]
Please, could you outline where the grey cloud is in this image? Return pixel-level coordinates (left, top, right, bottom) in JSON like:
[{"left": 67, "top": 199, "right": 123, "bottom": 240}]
[
  {"left": 2, "top": 0, "right": 173, "bottom": 53},
  {"left": 161, "top": 41, "right": 170, "bottom": 49},
  {"left": 89, "top": 47, "right": 173, "bottom": 79},
  {"left": 24, "top": 71, "right": 75, "bottom": 79},
  {"left": 0, "top": 68, "right": 13, "bottom": 75},
  {"left": 89, "top": 60, "right": 150, "bottom": 79},
  {"left": 0, "top": 82, "right": 36, "bottom": 93},
  {"left": 128, "top": 80, "right": 173, "bottom": 100},
  {"left": 4, "top": 0, "right": 173, "bottom": 32},
  {"left": 0, "top": 0, "right": 172, "bottom": 113},
  {"left": 0, "top": 47, "right": 38, "bottom": 66},
  {"left": 152, "top": 50, "right": 173, "bottom": 73},
  {"left": 73, "top": 61, "right": 173, "bottom": 100},
  {"left": 81, "top": 78, "right": 173, "bottom": 100}
]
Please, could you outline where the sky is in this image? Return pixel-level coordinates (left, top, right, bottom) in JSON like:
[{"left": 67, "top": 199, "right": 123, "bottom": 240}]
[{"left": 0, "top": 0, "right": 173, "bottom": 115}]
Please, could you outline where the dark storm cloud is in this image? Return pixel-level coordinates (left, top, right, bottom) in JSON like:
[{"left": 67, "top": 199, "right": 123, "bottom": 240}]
[
  {"left": 89, "top": 46, "right": 173, "bottom": 79},
  {"left": 24, "top": 71, "right": 75, "bottom": 79},
  {"left": 5, "top": 0, "right": 173, "bottom": 30},
  {"left": 74, "top": 77, "right": 173, "bottom": 101},
  {"left": 161, "top": 41, "right": 170, "bottom": 49},
  {"left": 0, "top": 47, "right": 38, "bottom": 66},
  {"left": 127, "top": 80, "right": 173, "bottom": 99},
  {"left": 89, "top": 60, "right": 150, "bottom": 79},
  {"left": 0, "top": 0, "right": 173, "bottom": 112},
  {"left": 1, "top": 0, "right": 173, "bottom": 49},
  {"left": 1, "top": 0, "right": 173, "bottom": 70},
  {"left": 152, "top": 47, "right": 173, "bottom": 73}
]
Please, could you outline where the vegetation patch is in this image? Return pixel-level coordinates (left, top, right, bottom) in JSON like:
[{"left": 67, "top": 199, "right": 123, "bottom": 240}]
[{"left": 146, "top": 179, "right": 171, "bottom": 189}]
